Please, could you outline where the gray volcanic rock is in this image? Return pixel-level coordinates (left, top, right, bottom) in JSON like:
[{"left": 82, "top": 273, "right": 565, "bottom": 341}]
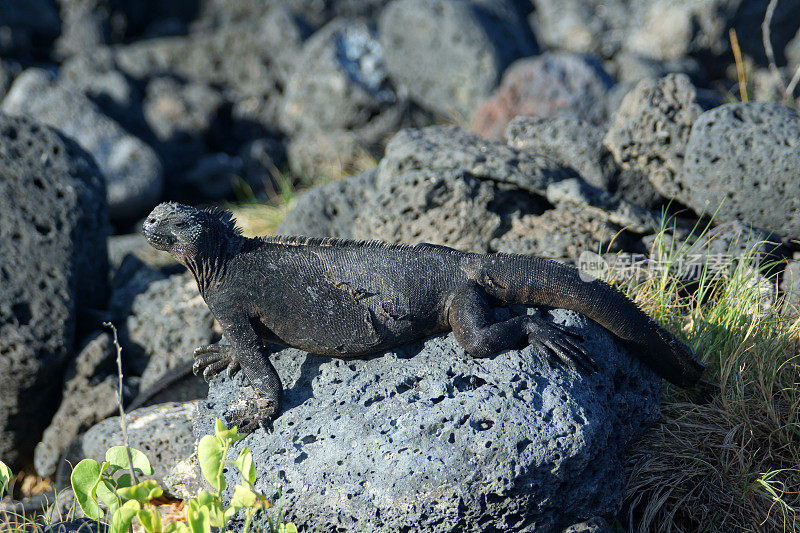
[
  {"left": 277, "top": 168, "right": 378, "bottom": 238},
  {"left": 197, "top": 0, "right": 387, "bottom": 30},
  {"left": 352, "top": 168, "right": 503, "bottom": 252},
  {"left": 196, "top": 307, "right": 661, "bottom": 532},
  {"left": 59, "top": 49, "right": 144, "bottom": 132},
  {"left": 563, "top": 517, "right": 612, "bottom": 533},
  {"left": 529, "top": 0, "right": 628, "bottom": 57},
  {"left": 680, "top": 103, "right": 800, "bottom": 238},
  {"left": 34, "top": 332, "right": 119, "bottom": 479},
  {"left": 603, "top": 74, "right": 704, "bottom": 201},
  {"left": 490, "top": 208, "right": 629, "bottom": 263},
  {"left": 471, "top": 53, "right": 614, "bottom": 140},
  {"left": 379, "top": 0, "right": 535, "bottom": 121},
  {"left": 625, "top": 0, "right": 800, "bottom": 70},
  {"left": 281, "top": 18, "right": 400, "bottom": 136},
  {"left": 624, "top": 0, "right": 734, "bottom": 62},
  {"left": 505, "top": 117, "right": 615, "bottom": 190},
  {"left": 348, "top": 125, "right": 582, "bottom": 251},
  {"left": 350, "top": 126, "right": 576, "bottom": 252},
  {"left": 181, "top": 153, "right": 244, "bottom": 200},
  {"left": 286, "top": 129, "right": 376, "bottom": 182},
  {"left": 54, "top": 0, "right": 198, "bottom": 57},
  {"left": 143, "top": 76, "right": 225, "bottom": 149},
  {"left": 142, "top": 75, "right": 230, "bottom": 185},
  {"left": 1, "top": 68, "right": 163, "bottom": 220},
  {"left": 116, "top": 271, "right": 217, "bottom": 391},
  {"left": 611, "top": 52, "right": 705, "bottom": 86},
  {"left": 377, "top": 126, "right": 572, "bottom": 195},
  {"left": 237, "top": 137, "right": 288, "bottom": 196},
  {"left": 0, "top": 60, "right": 22, "bottom": 99},
  {"left": 77, "top": 402, "right": 198, "bottom": 486},
  {"left": 0, "top": 113, "right": 108, "bottom": 468},
  {"left": 54, "top": 0, "right": 109, "bottom": 58},
  {"left": 781, "top": 253, "right": 800, "bottom": 316},
  {"left": 113, "top": 11, "right": 304, "bottom": 134},
  {"left": 788, "top": 28, "right": 800, "bottom": 73}
]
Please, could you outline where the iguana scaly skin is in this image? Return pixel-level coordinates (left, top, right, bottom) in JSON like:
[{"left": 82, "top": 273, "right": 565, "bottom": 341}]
[{"left": 143, "top": 202, "right": 704, "bottom": 432}]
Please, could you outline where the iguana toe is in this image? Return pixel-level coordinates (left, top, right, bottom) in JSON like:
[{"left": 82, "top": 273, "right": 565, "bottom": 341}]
[
  {"left": 202, "top": 359, "right": 230, "bottom": 381},
  {"left": 527, "top": 319, "right": 597, "bottom": 374},
  {"left": 226, "top": 358, "right": 241, "bottom": 378},
  {"left": 193, "top": 344, "right": 240, "bottom": 379}
]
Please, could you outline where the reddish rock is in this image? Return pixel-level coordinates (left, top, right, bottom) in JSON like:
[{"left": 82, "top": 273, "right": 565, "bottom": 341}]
[{"left": 471, "top": 53, "right": 614, "bottom": 140}]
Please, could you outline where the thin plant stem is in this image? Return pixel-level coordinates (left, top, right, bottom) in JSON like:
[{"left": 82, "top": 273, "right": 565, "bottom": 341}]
[
  {"left": 103, "top": 322, "right": 139, "bottom": 487},
  {"left": 762, "top": 0, "right": 786, "bottom": 99}
]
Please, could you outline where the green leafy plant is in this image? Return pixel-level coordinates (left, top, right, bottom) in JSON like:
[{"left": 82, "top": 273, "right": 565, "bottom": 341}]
[
  {"left": 70, "top": 420, "right": 296, "bottom": 533},
  {"left": 71, "top": 445, "right": 160, "bottom": 531},
  {"left": 191, "top": 418, "right": 274, "bottom": 533},
  {"left": 0, "top": 459, "right": 12, "bottom": 500}
]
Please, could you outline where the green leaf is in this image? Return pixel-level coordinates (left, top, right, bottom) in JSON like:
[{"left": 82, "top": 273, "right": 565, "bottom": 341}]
[
  {"left": 96, "top": 479, "right": 121, "bottom": 513},
  {"left": 193, "top": 490, "right": 224, "bottom": 528},
  {"left": 0, "top": 460, "right": 12, "bottom": 498},
  {"left": 214, "top": 418, "right": 245, "bottom": 444},
  {"left": 207, "top": 505, "right": 226, "bottom": 529},
  {"left": 197, "top": 435, "right": 225, "bottom": 491},
  {"left": 106, "top": 446, "right": 154, "bottom": 476},
  {"left": 196, "top": 489, "right": 217, "bottom": 509},
  {"left": 186, "top": 500, "right": 212, "bottom": 533},
  {"left": 111, "top": 499, "right": 141, "bottom": 533},
  {"left": 235, "top": 448, "right": 256, "bottom": 486},
  {"left": 230, "top": 484, "right": 256, "bottom": 508},
  {"left": 137, "top": 506, "right": 162, "bottom": 533},
  {"left": 222, "top": 506, "right": 237, "bottom": 524},
  {"left": 117, "top": 480, "right": 164, "bottom": 503},
  {"left": 277, "top": 524, "right": 298, "bottom": 533},
  {"left": 164, "top": 522, "right": 190, "bottom": 533},
  {"left": 116, "top": 473, "right": 133, "bottom": 488},
  {"left": 71, "top": 459, "right": 104, "bottom": 520}
]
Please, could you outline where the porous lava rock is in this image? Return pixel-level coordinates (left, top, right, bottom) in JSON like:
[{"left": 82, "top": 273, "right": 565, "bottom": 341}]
[
  {"left": 0, "top": 113, "right": 108, "bottom": 468},
  {"left": 196, "top": 308, "right": 661, "bottom": 532}
]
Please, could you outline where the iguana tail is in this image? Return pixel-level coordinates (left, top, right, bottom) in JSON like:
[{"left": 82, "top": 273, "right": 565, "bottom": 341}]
[{"left": 472, "top": 254, "right": 705, "bottom": 387}]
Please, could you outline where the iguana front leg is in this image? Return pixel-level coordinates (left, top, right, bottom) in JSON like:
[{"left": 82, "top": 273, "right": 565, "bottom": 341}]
[{"left": 202, "top": 313, "right": 283, "bottom": 433}]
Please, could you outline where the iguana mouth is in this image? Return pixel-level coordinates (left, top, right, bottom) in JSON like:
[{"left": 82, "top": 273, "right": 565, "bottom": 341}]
[{"left": 142, "top": 228, "right": 174, "bottom": 251}]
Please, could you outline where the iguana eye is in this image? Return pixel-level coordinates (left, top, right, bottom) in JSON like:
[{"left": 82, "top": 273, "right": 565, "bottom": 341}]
[{"left": 174, "top": 220, "right": 188, "bottom": 229}]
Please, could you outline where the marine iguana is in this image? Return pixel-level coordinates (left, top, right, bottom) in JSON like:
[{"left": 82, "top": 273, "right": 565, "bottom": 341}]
[{"left": 143, "top": 202, "right": 704, "bottom": 432}]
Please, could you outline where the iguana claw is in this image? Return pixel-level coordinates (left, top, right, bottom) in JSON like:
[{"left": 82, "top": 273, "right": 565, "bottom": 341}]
[
  {"left": 526, "top": 318, "right": 598, "bottom": 374},
  {"left": 193, "top": 344, "right": 241, "bottom": 381}
]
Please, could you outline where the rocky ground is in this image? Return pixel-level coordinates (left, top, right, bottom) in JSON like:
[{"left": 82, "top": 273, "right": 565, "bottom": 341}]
[{"left": 2, "top": 0, "right": 800, "bottom": 532}]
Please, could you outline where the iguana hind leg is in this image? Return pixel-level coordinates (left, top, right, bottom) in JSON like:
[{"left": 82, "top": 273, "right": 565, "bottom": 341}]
[{"left": 448, "top": 283, "right": 597, "bottom": 373}]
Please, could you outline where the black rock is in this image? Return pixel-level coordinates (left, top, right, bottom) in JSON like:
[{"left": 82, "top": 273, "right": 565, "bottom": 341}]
[{"left": 0, "top": 113, "right": 108, "bottom": 469}]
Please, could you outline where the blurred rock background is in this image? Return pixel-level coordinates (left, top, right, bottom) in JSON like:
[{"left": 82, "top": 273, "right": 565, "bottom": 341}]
[{"left": 1, "top": 0, "right": 800, "bottom": 530}]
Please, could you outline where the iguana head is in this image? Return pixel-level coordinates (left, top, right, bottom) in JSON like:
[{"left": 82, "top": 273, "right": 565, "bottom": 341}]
[{"left": 142, "top": 202, "right": 240, "bottom": 266}]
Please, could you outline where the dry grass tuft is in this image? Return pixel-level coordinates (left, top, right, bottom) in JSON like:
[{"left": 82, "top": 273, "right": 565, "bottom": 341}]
[
  {"left": 616, "top": 221, "right": 800, "bottom": 532},
  {"left": 227, "top": 170, "right": 297, "bottom": 238},
  {"left": 229, "top": 201, "right": 294, "bottom": 238}
]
